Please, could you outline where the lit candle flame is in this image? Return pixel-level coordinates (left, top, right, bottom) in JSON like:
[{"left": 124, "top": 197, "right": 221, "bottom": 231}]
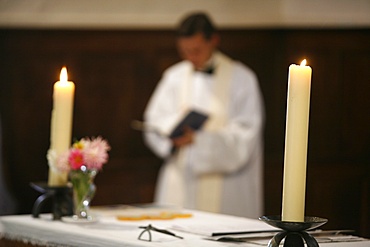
[
  {"left": 60, "top": 67, "right": 68, "bottom": 82},
  {"left": 300, "top": 59, "right": 307, "bottom": 66}
]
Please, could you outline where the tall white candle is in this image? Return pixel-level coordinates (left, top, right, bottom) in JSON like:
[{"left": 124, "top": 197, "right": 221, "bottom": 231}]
[
  {"left": 282, "top": 59, "right": 312, "bottom": 222},
  {"left": 48, "top": 67, "right": 75, "bottom": 186}
]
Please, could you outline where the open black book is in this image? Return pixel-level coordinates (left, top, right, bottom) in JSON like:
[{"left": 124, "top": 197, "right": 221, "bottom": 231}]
[{"left": 169, "top": 110, "right": 209, "bottom": 138}]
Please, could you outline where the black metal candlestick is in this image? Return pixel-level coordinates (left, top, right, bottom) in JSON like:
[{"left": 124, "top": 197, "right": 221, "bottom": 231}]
[
  {"left": 31, "top": 182, "right": 73, "bottom": 220},
  {"left": 259, "top": 215, "right": 328, "bottom": 247}
]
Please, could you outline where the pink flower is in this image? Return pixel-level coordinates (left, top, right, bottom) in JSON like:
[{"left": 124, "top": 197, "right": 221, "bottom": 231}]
[
  {"left": 56, "top": 151, "right": 71, "bottom": 172},
  {"left": 48, "top": 149, "right": 71, "bottom": 173},
  {"left": 81, "top": 136, "right": 111, "bottom": 170},
  {"left": 69, "top": 148, "right": 84, "bottom": 170},
  {"left": 50, "top": 136, "right": 110, "bottom": 173}
]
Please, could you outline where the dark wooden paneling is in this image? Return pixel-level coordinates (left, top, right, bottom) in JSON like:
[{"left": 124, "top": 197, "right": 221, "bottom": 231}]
[{"left": 0, "top": 29, "right": 369, "bottom": 237}]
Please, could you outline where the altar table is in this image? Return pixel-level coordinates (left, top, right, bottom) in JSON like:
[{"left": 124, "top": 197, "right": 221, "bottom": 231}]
[{"left": 0, "top": 206, "right": 369, "bottom": 247}]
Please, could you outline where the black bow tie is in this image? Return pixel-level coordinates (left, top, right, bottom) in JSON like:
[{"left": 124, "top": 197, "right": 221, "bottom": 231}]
[{"left": 196, "top": 66, "right": 215, "bottom": 75}]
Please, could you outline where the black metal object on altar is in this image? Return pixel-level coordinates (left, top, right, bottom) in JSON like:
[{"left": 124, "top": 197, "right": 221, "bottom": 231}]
[
  {"left": 30, "top": 182, "right": 73, "bottom": 220},
  {"left": 259, "top": 215, "right": 328, "bottom": 247}
]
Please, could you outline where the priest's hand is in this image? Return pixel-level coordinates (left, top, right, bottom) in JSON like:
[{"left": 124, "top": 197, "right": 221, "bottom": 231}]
[{"left": 171, "top": 127, "right": 195, "bottom": 148}]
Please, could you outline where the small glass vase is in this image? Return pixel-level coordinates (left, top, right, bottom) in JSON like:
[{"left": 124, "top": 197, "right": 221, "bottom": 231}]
[{"left": 69, "top": 165, "right": 97, "bottom": 221}]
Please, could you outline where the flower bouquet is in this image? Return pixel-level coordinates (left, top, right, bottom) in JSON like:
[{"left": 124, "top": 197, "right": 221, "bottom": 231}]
[{"left": 48, "top": 136, "right": 110, "bottom": 221}]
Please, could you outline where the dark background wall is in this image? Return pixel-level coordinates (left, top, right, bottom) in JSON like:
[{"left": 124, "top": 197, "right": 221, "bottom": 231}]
[{"left": 0, "top": 28, "right": 369, "bottom": 237}]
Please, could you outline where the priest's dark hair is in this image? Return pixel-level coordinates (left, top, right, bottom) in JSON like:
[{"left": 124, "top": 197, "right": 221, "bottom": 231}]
[{"left": 177, "top": 12, "right": 216, "bottom": 40}]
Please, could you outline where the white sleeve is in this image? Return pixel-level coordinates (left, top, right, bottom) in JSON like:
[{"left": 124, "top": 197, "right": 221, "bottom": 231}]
[
  {"left": 143, "top": 69, "right": 181, "bottom": 158},
  {"left": 191, "top": 65, "right": 264, "bottom": 175}
]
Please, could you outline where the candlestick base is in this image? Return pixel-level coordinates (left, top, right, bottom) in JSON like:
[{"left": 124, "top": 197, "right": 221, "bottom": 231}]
[
  {"left": 31, "top": 182, "right": 73, "bottom": 220},
  {"left": 259, "top": 215, "right": 328, "bottom": 247}
]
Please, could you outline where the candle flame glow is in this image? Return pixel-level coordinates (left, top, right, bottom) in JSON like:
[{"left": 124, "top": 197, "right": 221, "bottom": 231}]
[
  {"left": 300, "top": 59, "right": 307, "bottom": 66},
  {"left": 60, "top": 67, "right": 68, "bottom": 82}
]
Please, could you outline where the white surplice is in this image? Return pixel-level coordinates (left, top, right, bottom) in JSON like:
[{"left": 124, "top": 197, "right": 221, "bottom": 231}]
[{"left": 144, "top": 51, "right": 265, "bottom": 218}]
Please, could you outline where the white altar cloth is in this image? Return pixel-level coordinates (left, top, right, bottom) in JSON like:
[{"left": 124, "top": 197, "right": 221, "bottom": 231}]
[{"left": 0, "top": 208, "right": 369, "bottom": 247}]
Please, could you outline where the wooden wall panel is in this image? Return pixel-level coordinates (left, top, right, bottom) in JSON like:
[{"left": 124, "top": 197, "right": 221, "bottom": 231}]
[{"left": 0, "top": 29, "right": 369, "bottom": 237}]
